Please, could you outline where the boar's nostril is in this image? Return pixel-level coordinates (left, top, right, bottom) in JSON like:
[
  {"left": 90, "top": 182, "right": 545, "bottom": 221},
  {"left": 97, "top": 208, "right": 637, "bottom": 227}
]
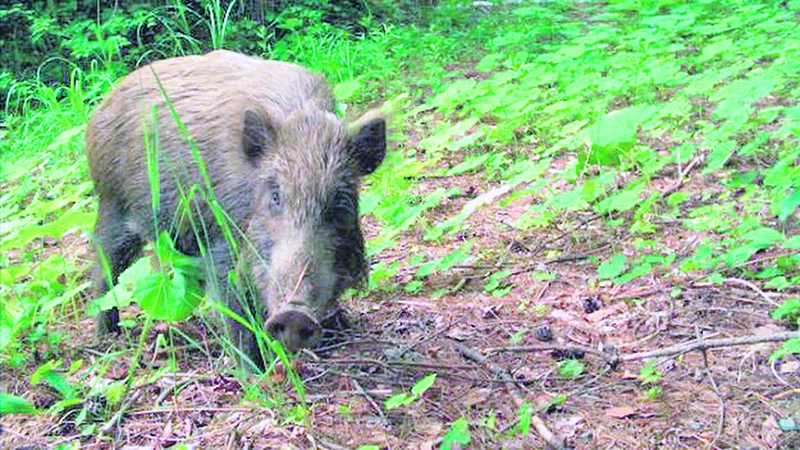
[
  {"left": 298, "top": 326, "right": 315, "bottom": 342},
  {"left": 269, "top": 322, "right": 286, "bottom": 336},
  {"left": 266, "top": 309, "right": 321, "bottom": 351}
]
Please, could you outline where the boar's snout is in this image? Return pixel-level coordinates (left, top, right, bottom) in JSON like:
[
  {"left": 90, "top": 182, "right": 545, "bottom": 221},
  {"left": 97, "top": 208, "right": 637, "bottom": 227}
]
[{"left": 266, "top": 309, "right": 322, "bottom": 352}]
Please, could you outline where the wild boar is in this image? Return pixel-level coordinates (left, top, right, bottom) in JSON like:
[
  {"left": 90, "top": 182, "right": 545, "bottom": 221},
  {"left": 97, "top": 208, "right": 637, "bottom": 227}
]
[{"left": 86, "top": 50, "right": 385, "bottom": 369}]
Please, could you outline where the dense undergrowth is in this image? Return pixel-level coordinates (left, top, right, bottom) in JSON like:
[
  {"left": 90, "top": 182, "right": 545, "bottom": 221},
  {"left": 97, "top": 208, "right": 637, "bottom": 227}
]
[{"left": 2, "top": 0, "right": 800, "bottom": 447}]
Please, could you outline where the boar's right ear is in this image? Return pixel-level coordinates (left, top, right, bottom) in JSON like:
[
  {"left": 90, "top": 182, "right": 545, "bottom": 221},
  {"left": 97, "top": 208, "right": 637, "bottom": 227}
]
[
  {"left": 242, "top": 110, "right": 275, "bottom": 166},
  {"left": 349, "top": 115, "right": 386, "bottom": 176}
]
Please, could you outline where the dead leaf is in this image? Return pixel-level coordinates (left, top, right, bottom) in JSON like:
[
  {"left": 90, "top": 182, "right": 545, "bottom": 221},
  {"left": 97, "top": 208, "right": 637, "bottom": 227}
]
[
  {"left": 761, "top": 415, "right": 781, "bottom": 447},
  {"left": 780, "top": 361, "right": 799, "bottom": 374},
  {"left": 552, "top": 414, "right": 583, "bottom": 438},
  {"left": 269, "top": 363, "right": 286, "bottom": 384},
  {"left": 586, "top": 307, "right": 617, "bottom": 323},
  {"left": 586, "top": 303, "right": 626, "bottom": 323},
  {"left": 415, "top": 420, "right": 443, "bottom": 437},
  {"left": 549, "top": 308, "right": 574, "bottom": 321},
  {"left": 461, "top": 388, "right": 491, "bottom": 407},
  {"left": 420, "top": 441, "right": 436, "bottom": 450},
  {"left": 605, "top": 406, "right": 637, "bottom": 419}
]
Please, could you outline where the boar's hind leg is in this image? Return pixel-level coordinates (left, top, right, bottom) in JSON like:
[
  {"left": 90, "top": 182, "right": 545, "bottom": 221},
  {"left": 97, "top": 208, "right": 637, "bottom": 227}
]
[{"left": 93, "top": 199, "right": 144, "bottom": 335}]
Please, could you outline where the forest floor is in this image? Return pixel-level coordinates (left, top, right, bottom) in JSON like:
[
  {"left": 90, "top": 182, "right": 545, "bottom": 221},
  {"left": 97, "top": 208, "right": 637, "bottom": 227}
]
[{"left": 2, "top": 139, "right": 800, "bottom": 450}]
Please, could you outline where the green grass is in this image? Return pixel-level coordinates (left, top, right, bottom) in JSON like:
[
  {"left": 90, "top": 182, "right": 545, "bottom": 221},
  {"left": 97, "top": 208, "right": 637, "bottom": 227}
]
[{"left": 3, "top": 0, "right": 800, "bottom": 445}]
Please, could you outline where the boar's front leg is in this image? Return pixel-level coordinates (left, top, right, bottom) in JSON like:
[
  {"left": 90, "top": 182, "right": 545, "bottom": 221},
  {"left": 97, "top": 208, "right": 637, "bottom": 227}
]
[
  {"left": 92, "top": 198, "right": 145, "bottom": 335},
  {"left": 209, "top": 239, "right": 265, "bottom": 371}
]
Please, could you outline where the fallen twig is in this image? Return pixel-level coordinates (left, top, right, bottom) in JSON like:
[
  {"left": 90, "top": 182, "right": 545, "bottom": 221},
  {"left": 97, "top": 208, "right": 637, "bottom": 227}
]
[
  {"left": 697, "top": 327, "right": 725, "bottom": 450},
  {"left": 488, "top": 331, "right": 800, "bottom": 367},
  {"left": 772, "top": 388, "right": 800, "bottom": 400},
  {"left": 662, "top": 156, "right": 700, "bottom": 197},
  {"left": 127, "top": 406, "right": 256, "bottom": 416},
  {"left": 351, "top": 378, "right": 388, "bottom": 426},
  {"left": 617, "top": 331, "right": 800, "bottom": 363},
  {"left": 721, "top": 278, "right": 779, "bottom": 306},
  {"left": 100, "top": 390, "right": 142, "bottom": 435},
  {"left": 395, "top": 320, "right": 459, "bottom": 358},
  {"left": 451, "top": 340, "right": 566, "bottom": 450},
  {"left": 487, "top": 343, "right": 601, "bottom": 358},
  {"left": 314, "top": 436, "right": 350, "bottom": 450},
  {"left": 323, "top": 357, "right": 474, "bottom": 370},
  {"left": 530, "top": 214, "right": 602, "bottom": 255}
]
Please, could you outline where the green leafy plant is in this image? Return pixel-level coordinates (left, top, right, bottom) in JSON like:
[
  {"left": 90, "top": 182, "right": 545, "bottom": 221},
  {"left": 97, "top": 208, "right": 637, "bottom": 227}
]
[
  {"left": 558, "top": 359, "right": 585, "bottom": 378},
  {"left": 440, "top": 417, "right": 471, "bottom": 450},
  {"left": 0, "top": 392, "right": 38, "bottom": 416},
  {"left": 638, "top": 365, "right": 663, "bottom": 399},
  {"left": 384, "top": 373, "right": 437, "bottom": 410}
]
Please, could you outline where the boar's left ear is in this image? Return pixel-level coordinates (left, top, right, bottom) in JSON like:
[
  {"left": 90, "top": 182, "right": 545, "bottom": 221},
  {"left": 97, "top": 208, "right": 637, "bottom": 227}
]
[
  {"left": 242, "top": 109, "right": 275, "bottom": 166},
  {"left": 349, "top": 116, "right": 386, "bottom": 176}
]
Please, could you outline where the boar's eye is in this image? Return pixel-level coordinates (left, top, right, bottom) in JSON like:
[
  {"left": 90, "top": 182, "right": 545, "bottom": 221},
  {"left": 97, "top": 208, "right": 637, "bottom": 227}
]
[{"left": 266, "top": 183, "right": 281, "bottom": 212}]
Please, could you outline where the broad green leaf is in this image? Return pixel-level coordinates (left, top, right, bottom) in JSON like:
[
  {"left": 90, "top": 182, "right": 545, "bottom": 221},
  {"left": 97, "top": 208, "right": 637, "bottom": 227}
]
[
  {"left": 518, "top": 403, "right": 533, "bottom": 436},
  {"left": 31, "top": 361, "right": 74, "bottom": 399},
  {"left": 440, "top": 417, "right": 471, "bottom": 450},
  {"left": 596, "top": 182, "right": 646, "bottom": 214},
  {"left": 598, "top": 254, "right": 626, "bottom": 280},
  {"left": 429, "top": 79, "right": 477, "bottom": 111},
  {"left": 552, "top": 45, "right": 586, "bottom": 62},
  {"left": 416, "top": 244, "right": 472, "bottom": 278},
  {"left": 88, "top": 257, "right": 153, "bottom": 317},
  {"left": 771, "top": 298, "right": 800, "bottom": 321},
  {"left": 1, "top": 209, "right": 95, "bottom": 250},
  {"left": 741, "top": 227, "right": 783, "bottom": 248},
  {"left": 783, "top": 235, "right": 800, "bottom": 249},
  {"left": 475, "top": 53, "right": 504, "bottom": 72},
  {"left": 778, "top": 189, "right": 800, "bottom": 222},
  {"left": 135, "top": 270, "right": 203, "bottom": 322},
  {"left": 45, "top": 124, "right": 86, "bottom": 152},
  {"left": 584, "top": 105, "right": 657, "bottom": 148},
  {"left": 104, "top": 381, "right": 125, "bottom": 405},
  {"left": 615, "top": 262, "right": 653, "bottom": 284},
  {"left": 445, "top": 153, "right": 493, "bottom": 176},
  {"left": 558, "top": 359, "right": 585, "bottom": 378},
  {"left": 411, "top": 373, "right": 437, "bottom": 397},
  {"left": 700, "top": 38, "right": 733, "bottom": 61},
  {"left": 333, "top": 79, "right": 362, "bottom": 102},
  {"left": 385, "top": 393, "right": 411, "bottom": 410},
  {"left": 0, "top": 393, "right": 38, "bottom": 416}
]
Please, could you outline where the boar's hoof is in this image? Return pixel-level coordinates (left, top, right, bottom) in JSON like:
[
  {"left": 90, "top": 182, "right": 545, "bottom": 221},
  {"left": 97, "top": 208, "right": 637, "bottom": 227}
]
[{"left": 266, "top": 309, "right": 322, "bottom": 352}]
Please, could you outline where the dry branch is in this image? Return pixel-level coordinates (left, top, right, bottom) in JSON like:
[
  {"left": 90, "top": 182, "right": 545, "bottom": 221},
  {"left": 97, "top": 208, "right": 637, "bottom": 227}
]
[
  {"left": 488, "top": 331, "right": 800, "bottom": 366},
  {"left": 451, "top": 340, "right": 566, "bottom": 450},
  {"left": 617, "top": 331, "right": 800, "bottom": 363}
]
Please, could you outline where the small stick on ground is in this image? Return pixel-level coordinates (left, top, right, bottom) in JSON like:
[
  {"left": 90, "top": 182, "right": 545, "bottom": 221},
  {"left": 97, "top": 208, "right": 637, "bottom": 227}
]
[
  {"left": 451, "top": 340, "right": 566, "bottom": 450},
  {"left": 312, "top": 436, "right": 350, "bottom": 450},
  {"left": 487, "top": 344, "right": 603, "bottom": 359},
  {"left": 697, "top": 327, "right": 725, "bottom": 450},
  {"left": 616, "top": 331, "right": 800, "bottom": 363},
  {"left": 351, "top": 378, "right": 388, "bottom": 426},
  {"left": 722, "top": 278, "right": 779, "bottom": 306},
  {"left": 772, "top": 388, "right": 800, "bottom": 400},
  {"left": 100, "top": 389, "right": 142, "bottom": 435},
  {"left": 508, "top": 253, "right": 593, "bottom": 278},
  {"left": 662, "top": 156, "right": 700, "bottom": 196},
  {"left": 488, "top": 331, "right": 800, "bottom": 367},
  {"left": 395, "top": 320, "right": 459, "bottom": 358}
]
